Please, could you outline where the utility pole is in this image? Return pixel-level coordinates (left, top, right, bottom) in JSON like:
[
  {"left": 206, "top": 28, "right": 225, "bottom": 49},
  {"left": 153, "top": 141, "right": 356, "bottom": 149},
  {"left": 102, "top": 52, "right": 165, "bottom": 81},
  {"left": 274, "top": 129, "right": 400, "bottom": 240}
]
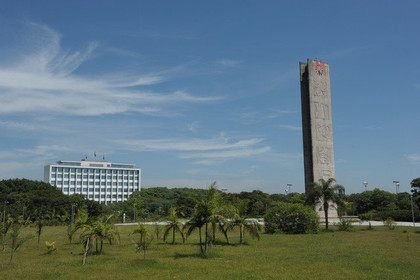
[
  {"left": 363, "top": 181, "right": 368, "bottom": 191},
  {"left": 411, "top": 194, "right": 416, "bottom": 227},
  {"left": 393, "top": 181, "right": 400, "bottom": 194}
]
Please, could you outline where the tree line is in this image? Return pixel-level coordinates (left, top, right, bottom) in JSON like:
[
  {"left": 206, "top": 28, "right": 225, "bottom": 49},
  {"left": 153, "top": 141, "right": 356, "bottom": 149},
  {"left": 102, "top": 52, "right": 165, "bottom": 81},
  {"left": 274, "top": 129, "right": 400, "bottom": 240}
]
[{"left": 1, "top": 178, "right": 420, "bottom": 225}]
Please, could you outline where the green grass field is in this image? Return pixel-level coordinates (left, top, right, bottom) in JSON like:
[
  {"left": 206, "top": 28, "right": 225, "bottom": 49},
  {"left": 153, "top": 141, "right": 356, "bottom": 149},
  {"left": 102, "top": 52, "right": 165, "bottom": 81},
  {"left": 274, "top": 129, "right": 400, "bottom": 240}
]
[{"left": 0, "top": 225, "right": 419, "bottom": 280}]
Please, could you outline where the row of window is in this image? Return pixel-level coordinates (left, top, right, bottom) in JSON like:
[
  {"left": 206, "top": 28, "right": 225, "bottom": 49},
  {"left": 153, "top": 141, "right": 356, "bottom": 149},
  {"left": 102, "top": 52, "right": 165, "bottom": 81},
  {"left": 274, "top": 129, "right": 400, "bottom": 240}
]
[
  {"left": 51, "top": 167, "right": 139, "bottom": 175},
  {"left": 60, "top": 187, "right": 135, "bottom": 193},
  {"left": 77, "top": 194, "right": 128, "bottom": 199},
  {"left": 52, "top": 181, "right": 138, "bottom": 187},
  {"left": 51, "top": 174, "right": 139, "bottom": 180}
]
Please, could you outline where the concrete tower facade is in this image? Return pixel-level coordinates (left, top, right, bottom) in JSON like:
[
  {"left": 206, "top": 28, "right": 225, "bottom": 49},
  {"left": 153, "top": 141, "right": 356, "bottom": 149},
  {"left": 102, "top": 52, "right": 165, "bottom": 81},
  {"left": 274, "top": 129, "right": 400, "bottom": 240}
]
[{"left": 300, "top": 59, "right": 338, "bottom": 217}]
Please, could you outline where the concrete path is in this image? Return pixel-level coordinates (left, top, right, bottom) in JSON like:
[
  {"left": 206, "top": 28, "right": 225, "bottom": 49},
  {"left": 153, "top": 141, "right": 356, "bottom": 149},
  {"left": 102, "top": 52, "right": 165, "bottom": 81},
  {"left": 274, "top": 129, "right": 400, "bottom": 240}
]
[{"left": 116, "top": 219, "right": 419, "bottom": 227}]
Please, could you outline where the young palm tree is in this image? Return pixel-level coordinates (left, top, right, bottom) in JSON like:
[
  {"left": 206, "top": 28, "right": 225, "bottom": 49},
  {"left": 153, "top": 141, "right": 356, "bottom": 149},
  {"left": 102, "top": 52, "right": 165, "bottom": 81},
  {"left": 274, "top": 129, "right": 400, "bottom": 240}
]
[
  {"left": 131, "top": 224, "right": 153, "bottom": 259},
  {"left": 185, "top": 199, "right": 212, "bottom": 254},
  {"left": 227, "top": 213, "right": 262, "bottom": 244},
  {"left": 163, "top": 207, "right": 184, "bottom": 244},
  {"left": 307, "top": 178, "right": 344, "bottom": 230},
  {"left": 80, "top": 214, "right": 120, "bottom": 254},
  {"left": 206, "top": 182, "right": 231, "bottom": 244}
]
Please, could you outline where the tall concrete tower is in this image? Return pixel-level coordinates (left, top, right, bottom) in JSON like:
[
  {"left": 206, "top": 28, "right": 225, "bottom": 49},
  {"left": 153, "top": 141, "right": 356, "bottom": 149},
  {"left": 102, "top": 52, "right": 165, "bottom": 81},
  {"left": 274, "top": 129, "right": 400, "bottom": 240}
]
[{"left": 300, "top": 59, "right": 338, "bottom": 217}]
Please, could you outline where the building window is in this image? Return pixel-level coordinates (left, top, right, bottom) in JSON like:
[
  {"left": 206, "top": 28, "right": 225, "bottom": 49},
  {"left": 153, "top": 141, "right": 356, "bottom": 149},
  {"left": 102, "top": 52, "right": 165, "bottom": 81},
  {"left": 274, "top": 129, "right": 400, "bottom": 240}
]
[
  {"left": 64, "top": 168, "right": 69, "bottom": 172},
  {"left": 83, "top": 181, "right": 88, "bottom": 186},
  {"left": 101, "top": 175, "right": 106, "bottom": 179},
  {"left": 101, "top": 188, "right": 105, "bottom": 192},
  {"left": 70, "top": 188, "right": 75, "bottom": 192},
  {"left": 112, "top": 182, "right": 117, "bottom": 186},
  {"left": 76, "top": 188, "right": 81, "bottom": 192},
  {"left": 95, "top": 175, "right": 100, "bottom": 179},
  {"left": 83, "top": 188, "right": 88, "bottom": 192},
  {"left": 89, "top": 182, "right": 94, "bottom": 186},
  {"left": 64, "top": 188, "right": 69, "bottom": 192},
  {"left": 89, "top": 188, "right": 94, "bottom": 192},
  {"left": 71, "top": 174, "right": 76, "bottom": 178},
  {"left": 95, "top": 182, "right": 100, "bottom": 186},
  {"left": 71, "top": 168, "right": 76, "bottom": 172},
  {"left": 77, "top": 175, "right": 82, "bottom": 179},
  {"left": 89, "top": 175, "right": 94, "bottom": 179},
  {"left": 57, "top": 168, "right": 63, "bottom": 172},
  {"left": 70, "top": 181, "right": 75, "bottom": 185},
  {"left": 52, "top": 167, "right": 57, "bottom": 172}
]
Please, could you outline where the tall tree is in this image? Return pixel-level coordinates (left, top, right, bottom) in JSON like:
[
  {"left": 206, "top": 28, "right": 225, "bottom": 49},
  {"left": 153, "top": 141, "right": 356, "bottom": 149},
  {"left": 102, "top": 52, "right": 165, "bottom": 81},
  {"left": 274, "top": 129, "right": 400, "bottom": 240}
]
[
  {"left": 411, "top": 177, "right": 420, "bottom": 196},
  {"left": 306, "top": 178, "right": 344, "bottom": 230}
]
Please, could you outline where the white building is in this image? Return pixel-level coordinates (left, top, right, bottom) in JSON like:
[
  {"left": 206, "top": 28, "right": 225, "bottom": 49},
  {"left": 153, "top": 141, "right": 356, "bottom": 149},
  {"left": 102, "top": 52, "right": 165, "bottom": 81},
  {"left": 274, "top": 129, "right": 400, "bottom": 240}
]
[{"left": 44, "top": 159, "right": 141, "bottom": 205}]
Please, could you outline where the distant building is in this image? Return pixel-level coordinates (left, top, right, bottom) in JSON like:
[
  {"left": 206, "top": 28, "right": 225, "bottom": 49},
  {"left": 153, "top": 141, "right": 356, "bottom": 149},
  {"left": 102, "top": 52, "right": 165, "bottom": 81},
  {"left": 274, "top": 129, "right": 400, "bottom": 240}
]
[{"left": 44, "top": 159, "right": 141, "bottom": 205}]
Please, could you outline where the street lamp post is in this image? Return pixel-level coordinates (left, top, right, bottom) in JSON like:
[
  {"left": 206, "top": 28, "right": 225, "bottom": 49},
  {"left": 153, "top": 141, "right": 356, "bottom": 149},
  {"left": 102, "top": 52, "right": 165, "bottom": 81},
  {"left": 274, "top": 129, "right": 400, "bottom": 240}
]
[
  {"left": 393, "top": 181, "right": 400, "bottom": 194},
  {"left": 363, "top": 181, "right": 368, "bottom": 191},
  {"left": 410, "top": 194, "right": 416, "bottom": 227},
  {"left": 285, "top": 184, "right": 292, "bottom": 194}
]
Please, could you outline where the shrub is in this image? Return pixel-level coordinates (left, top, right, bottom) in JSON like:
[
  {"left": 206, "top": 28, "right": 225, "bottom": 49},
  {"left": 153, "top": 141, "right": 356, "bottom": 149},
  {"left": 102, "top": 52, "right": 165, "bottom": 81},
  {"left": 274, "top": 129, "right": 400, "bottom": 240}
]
[
  {"left": 384, "top": 218, "right": 396, "bottom": 230},
  {"left": 264, "top": 203, "right": 319, "bottom": 234},
  {"left": 336, "top": 219, "right": 354, "bottom": 231},
  {"left": 374, "top": 210, "right": 420, "bottom": 222}
]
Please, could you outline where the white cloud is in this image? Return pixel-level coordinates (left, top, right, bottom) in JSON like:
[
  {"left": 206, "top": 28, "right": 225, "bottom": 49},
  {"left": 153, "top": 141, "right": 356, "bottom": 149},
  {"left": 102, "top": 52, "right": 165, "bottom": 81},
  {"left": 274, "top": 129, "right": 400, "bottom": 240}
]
[
  {"left": 0, "top": 22, "right": 220, "bottom": 117},
  {"left": 114, "top": 134, "right": 270, "bottom": 163},
  {"left": 186, "top": 121, "right": 199, "bottom": 133},
  {"left": 114, "top": 134, "right": 264, "bottom": 152},
  {"left": 277, "top": 124, "right": 302, "bottom": 131},
  {"left": 237, "top": 109, "right": 296, "bottom": 125},
  {"left": 180, "top": 146, "right": 271, "bottom": 159},
  {"left": 406, "top": 154, "right": 420, "bottom": 162},
  {"left": 217, "top": 59, "right": 241, "bottom": 67}
]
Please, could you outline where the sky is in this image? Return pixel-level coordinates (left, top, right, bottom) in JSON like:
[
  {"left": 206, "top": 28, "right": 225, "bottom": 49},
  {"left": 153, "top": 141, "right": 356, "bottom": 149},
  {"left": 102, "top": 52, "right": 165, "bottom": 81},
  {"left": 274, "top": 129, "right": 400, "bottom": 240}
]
[{"left": 0, "top": 1, "right": 419, "bottom": 194}]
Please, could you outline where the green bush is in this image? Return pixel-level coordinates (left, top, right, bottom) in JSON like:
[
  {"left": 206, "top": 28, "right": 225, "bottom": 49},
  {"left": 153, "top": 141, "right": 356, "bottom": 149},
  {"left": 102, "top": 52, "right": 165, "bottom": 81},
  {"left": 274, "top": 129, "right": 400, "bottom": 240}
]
[
  {"left": 361, "top": 210, "right": 420, "bottom": 222},
  {"left": 264, "top": 203, "right": 319, "bottom": 234},
  {"left": 336, "top": 219, "right": 354, "bottom": 231},
  {"left": 379, "top": 210, "right": 419, "bottom": 222},
  {"left": 384, "top": 217, "right": 396, "bottom": 230}
]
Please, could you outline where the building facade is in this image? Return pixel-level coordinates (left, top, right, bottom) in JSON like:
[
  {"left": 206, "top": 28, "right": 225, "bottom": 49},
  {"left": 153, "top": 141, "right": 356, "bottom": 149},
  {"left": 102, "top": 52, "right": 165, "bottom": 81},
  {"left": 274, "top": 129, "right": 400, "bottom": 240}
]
[{"left": 44, "top": 159, "right": 141, "bottom": 205}]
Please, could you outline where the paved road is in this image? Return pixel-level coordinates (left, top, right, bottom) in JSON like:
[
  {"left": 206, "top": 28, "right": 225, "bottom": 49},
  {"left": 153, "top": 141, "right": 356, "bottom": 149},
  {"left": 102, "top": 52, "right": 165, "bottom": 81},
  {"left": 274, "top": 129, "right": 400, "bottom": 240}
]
[{"left": 116, "top": 219, "right": 419, "bottom": 227}]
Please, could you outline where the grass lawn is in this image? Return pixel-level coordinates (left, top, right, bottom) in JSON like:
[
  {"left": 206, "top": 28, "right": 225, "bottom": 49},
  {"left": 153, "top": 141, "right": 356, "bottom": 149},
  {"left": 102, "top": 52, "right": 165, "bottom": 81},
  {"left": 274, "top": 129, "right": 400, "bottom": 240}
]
[{"left": 0, "top": 225, "right": 419, "bottom": 279}]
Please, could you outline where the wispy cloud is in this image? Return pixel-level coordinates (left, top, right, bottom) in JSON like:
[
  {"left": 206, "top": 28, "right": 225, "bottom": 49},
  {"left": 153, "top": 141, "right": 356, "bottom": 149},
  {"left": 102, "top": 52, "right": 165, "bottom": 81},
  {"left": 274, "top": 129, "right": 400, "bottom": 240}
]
[
  {"left": 406, "top": 153, "right": 420, "bottom": 162},
  {"left": 114, "top": 134, "right": 264, "bottom": 152},
  {"left": 180, "top": 146, "right": 271, "bottom": 159},
  {"left": 0, "top": 22, "right": 220, "bottom": 117},
  {"left": 186, "top": 121, "right": 200, "bottom": 133},
  {"left": 114, "top": 133, "right": 270, "bottom": 164},
  {"left": 277, "top": 124, "right": 302, "bottom": 131},
  {"left": 217, "top": 59, "right": 241, "bottom": 67},
  {"left": 236, "top": 109, "right": 296, "bottom": 125}
]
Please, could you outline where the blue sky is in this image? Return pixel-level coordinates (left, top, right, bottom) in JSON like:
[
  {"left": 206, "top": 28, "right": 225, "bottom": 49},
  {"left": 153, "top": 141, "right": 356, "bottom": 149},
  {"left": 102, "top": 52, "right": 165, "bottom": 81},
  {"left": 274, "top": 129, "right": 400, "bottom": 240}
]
[{"left": 0, "top": 1, "right": 419, "bottom": 194}]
